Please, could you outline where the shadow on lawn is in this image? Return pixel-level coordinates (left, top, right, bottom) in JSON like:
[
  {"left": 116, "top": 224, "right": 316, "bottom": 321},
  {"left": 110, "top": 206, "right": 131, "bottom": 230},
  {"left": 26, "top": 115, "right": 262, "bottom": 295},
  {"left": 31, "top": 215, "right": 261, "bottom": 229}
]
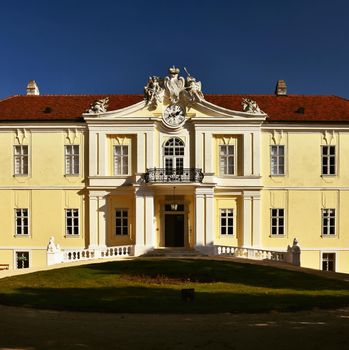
[
  {"left": 1, "top": 285, "right": 349, "bottom": 314},
  {"left": 84, "top": 259, "right": 349, "bottom": 291}
]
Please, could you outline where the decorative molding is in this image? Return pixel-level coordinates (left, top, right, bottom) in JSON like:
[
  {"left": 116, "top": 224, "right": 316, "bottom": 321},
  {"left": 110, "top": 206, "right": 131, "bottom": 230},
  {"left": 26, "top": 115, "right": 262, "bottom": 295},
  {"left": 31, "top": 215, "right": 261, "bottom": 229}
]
[
  {"left": 323, "top": 130, "right": 335, "bottom": 145},
  {"left": 271, "top": 129, "right": 283, "bottom": 145},
  {"left": 15, "top": 129, "right": 27, "bottom": 144},
  {"left": 66, "top": 128, "right": 78, "bottom": 144}
]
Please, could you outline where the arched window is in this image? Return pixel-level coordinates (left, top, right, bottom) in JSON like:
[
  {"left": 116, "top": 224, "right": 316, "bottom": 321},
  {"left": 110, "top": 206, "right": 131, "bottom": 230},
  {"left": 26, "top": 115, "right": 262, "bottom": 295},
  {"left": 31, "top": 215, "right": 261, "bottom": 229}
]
[{"left": 163, "top": 138, "right": 184, "bottom": 175}]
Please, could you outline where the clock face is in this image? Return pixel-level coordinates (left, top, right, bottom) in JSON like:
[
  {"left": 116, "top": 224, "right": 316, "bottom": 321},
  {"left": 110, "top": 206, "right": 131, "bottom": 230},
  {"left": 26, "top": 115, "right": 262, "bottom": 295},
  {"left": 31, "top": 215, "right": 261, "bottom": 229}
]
[{"left": 163, "top": 104, "right": 185, "bottom": 128}]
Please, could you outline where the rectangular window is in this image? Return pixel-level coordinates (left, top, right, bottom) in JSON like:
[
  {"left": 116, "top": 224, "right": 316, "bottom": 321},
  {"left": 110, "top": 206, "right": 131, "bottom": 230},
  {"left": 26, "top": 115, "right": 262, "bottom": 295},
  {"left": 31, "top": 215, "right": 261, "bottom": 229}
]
[
  {"left": 15, "top": 209, "right": 29, "bottom": 235},
  {"left": 65, "top": 209, "right": 79, "bottom": 235},
  {"left": 219, "top": 145, "right": 235, "bottom": 175},
  {"left": 322, "top": 253, "right": 335, "bottom": 272},
  {"left": 16, "top": 251, "right": 30, "bottom": 269},
  {"left": 14, "top": 145, "right": 28, "bottom": 175},
  {"left": 322, "top": 145, "right": 335, "bottom": 175},
  {"left": 270, "top": 145, "right": 285, "bottom": 175},
  {"left": 115, "top": 209, "right": 128, "bottom": 235},
  {"left": 322, "top": 209, "right": 335, "bottom": 236},
  {"left": 220, "top": 209, "right": 234, "bottom": 235},
  {"left": 270, "top": 208, "right": 285, "bottom": 235},
  {"left": 65, "top": 145, "right": 80, "bottom": 175},
  {"left": 114, "top": 145, "right": 129, "bottom": 175}
]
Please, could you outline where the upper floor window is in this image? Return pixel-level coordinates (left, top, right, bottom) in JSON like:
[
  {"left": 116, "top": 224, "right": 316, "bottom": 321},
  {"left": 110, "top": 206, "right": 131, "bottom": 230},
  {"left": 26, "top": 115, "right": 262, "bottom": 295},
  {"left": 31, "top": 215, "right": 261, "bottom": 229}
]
[
  {"left": 270, "top": 145, "right": 285, "bottom": 176},
  {"left": 114, "top": 145, "right": 129, "bottom": 175},
  {"left": 164, "top": 138, "right": 184, "bottom": 175},
  {"left": 65, "top": 209, "right": 79, "bottom": 236},
  {"left": 321, "top": 145, "right": 335, "bottom": 175},
  {"left": 65, "top": 145, "right": 79, "bottom": 175},
  {"left": 115, "top": 209, "right": 128, "bottom": 235},
  {"left": 15, "top": 208, "right": 29, "bottom": 235},
  {"left": 219, "top": 145, "right": 235, "bottom": 175},
  {"left": 220, "top": 209, "right": 234, "bottom": 235},
  {"left": 14, "top": 145, "right": 28, "bottom": 175},
  {"left": 322, "top": 208, "right": 335, "bottom": 236},
  {"left": 271, "top": 208, "right": 284, "bottom": 236}
]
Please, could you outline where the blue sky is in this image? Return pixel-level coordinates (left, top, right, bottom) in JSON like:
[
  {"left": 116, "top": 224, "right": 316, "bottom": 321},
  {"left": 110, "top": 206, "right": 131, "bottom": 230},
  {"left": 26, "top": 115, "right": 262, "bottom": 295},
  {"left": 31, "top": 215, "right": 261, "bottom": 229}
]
[{"left": 1, "top": 0, "right": 348, "bottom": 98}]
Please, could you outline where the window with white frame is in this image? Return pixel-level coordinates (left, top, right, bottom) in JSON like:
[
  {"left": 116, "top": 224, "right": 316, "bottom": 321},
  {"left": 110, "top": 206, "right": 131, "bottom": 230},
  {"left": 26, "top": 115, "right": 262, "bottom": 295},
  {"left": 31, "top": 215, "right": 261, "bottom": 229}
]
[
  {"left": 65, "top": 209, "right": 79, "bottom": 235},
  {"left": 16, "top": 251, "right": 30, "bottom": 269},
  {"left": 322, "top": 208, "right": 335, "bottom": 236},
  {"left": 321, "top": 145, "right": 335, "bottom": 175},
  {"left": 219, "top": 145, "right": 235, "bottom": 175},
  {"left": 270, "top": 208, "right": 285, "bottom": 235},
  {"left": 15, "top": 208, "right": 29, "bottom": 235},
  {"left": 322, "top": 253, "right": 335, "bottom": 272},
  {"left": 14, "top": 145, "right": 28, "bottom": 175},
  {"left": 114, "top": 145, "right": 129, "bottom": 175},
  {"left": 220, "top": 209, "right": 234, "bottom": 235},
  {"left": 65, "top": 145, "right": 79, "bottom": 175},
  {"left": 164, "top": 138, "right": 184, "bottom": 175},
  {"left": 270, "top": 145, "right": 285, "bottom": 175},
  {"left": 115, "top": 209, "right": 128, "bottom": 235}
]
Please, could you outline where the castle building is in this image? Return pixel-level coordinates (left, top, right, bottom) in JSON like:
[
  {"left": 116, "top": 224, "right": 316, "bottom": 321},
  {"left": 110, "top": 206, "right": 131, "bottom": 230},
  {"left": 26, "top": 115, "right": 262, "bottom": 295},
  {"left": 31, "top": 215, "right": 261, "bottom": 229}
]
[{"left": 1, "top": 68, "right": 349, "bottom": 273}]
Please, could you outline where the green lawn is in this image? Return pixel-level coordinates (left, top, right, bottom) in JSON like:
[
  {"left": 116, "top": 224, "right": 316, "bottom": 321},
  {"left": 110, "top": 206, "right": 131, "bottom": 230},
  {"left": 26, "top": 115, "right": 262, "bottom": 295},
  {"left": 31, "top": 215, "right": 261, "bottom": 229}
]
[{"left": 0, "top": 258, "right": 349, "bottom": 313}]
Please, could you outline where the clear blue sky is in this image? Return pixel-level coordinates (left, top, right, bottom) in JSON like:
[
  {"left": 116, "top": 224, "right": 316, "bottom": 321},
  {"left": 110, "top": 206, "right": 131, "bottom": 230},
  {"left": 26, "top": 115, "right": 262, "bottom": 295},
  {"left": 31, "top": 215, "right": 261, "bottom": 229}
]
[{"left": 1, "top": 0, "right": 348, "bottom": 98}]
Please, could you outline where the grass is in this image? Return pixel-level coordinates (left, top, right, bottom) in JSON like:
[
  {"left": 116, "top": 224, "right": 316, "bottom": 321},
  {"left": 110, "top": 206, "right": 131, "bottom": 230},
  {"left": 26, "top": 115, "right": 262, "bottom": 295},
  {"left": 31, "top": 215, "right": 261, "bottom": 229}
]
[{"left": 0, "top": 258, "right": 349, "bottom": 313}]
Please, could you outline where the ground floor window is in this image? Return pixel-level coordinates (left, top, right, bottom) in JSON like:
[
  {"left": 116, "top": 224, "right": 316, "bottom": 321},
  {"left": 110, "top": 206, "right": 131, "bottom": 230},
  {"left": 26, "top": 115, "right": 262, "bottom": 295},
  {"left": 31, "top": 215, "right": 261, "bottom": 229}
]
[
  {"left": 322, "top": 253, "right": 335, "bottom": 272},
  {"left": 220, "top": 209, "right": 234, "bottom": 235},
  {"left": 271, "top": 208, "right": 284, "bottom": 236},
  {"left": 115, "top": 209, "right": 128, "bottom": 235},
  {"left": 16, "top": 251, "right": 29, "bottom": 269},
  {"left": 65, "top": 209, "right": 79, "bottom": 235}
]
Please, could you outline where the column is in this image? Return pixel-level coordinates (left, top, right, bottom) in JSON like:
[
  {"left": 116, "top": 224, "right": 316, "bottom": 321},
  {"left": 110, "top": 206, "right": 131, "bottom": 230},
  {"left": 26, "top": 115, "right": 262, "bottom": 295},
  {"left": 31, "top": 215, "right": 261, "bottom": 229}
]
[
  {"left": 195, "top": 190, "right": 205, "bottom": 247},
  {"left": 98, "top": 132, "right": 107, "bottom": 176},
  {"left": 144, "top": 192, "right": 155, "bottom": 248},
  {"left": 134, "top": 188, "right": 145, "bottom": 255},
  {"left": 136, "top": 132, "right": 145, "bottom": 173},
  {"left": 195, "top": 131, "right": 203, "bottom": 169},
  {"left": 98, "top": 196, "right": 107, "bottom": 248},
  {"left": 89, "top": 131, "right": 98, "bottom": 176},
  {"left": 204, "top": 132, "right": 213, "bottom": 173},
  {"left": 88, "top": 195, "right": 98, "bottom": 249},
  {"left": 205, "top": 191, "right": 215, "bottom": 246},
  {"left": 253, "top": 131, "right": 261, "bottom": 176},
  {"left": 252, "top": 194, "right": 261, "bottom": 247},
  {"left": 243, "top": 132, "right": 252, "bottom": 176},
  {"left": 243, "top": 193, "right": 252, "bottom": 247}
]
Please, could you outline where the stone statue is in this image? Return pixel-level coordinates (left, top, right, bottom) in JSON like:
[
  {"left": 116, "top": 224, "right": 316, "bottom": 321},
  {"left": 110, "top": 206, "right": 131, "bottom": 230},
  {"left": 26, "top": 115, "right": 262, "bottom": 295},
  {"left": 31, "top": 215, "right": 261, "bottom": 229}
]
[
  {"left": 164, "top": 66, "right": 185, "bottom": 103},
  {"left": 86, "top": 97, "right": 109, "bottom": 114},
  {"left": 241, "top": 98, "right": 263, "bottom": 114},
  {"left": 47, "top": 236, "right": 58, "bottom": 253},
  {"left": 184, "top": 67, "right": 204, "bottom": 102},
  {"left": 144, "top": 76, "right": 164, "bottom": 105}
]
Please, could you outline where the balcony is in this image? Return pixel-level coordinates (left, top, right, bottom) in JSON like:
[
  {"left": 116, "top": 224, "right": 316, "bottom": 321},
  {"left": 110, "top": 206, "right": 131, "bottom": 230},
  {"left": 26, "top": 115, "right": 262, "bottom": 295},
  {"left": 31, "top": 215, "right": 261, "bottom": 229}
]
[{"left": 143, "top": 168, "right": 204, "bottom": 183}]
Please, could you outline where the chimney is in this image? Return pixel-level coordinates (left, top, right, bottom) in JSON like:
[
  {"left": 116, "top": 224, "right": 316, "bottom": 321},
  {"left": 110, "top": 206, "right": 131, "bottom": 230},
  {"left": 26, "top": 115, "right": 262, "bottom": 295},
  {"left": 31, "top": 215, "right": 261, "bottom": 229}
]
[
  {"left": 26, "top": 80, "right": 40, "bottom": 95},
  {"left": 275, "top": 80, "right": 287, "bottom": 96}
]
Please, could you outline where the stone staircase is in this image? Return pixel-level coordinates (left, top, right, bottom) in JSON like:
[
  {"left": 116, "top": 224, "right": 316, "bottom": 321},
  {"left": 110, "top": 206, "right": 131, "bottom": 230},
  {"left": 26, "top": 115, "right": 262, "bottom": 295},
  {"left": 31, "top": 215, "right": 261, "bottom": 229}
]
[{"left": 142, "top": 247, "right": 206, "bottom": 258}]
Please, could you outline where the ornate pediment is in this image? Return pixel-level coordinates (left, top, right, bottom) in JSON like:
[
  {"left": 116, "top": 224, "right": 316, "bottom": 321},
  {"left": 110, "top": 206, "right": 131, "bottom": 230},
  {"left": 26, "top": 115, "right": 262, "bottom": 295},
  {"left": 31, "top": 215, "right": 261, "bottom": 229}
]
[{"left": 144, "top": 66, "right": 204, "bottom": 109}]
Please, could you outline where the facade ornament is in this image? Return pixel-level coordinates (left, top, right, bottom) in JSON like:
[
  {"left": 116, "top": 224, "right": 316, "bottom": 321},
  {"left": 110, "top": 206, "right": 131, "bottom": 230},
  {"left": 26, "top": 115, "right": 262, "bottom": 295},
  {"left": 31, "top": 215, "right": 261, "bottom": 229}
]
[
  {"left": 144, "top": 66, "right": 205, "bottom": 107},
  {"left": 144, "top": 76, "right": 164, "bottom": 105},
  {"left": 184, "top": 67, "right": 204, "bottom": 102},
  {"left": 86, "top": 97, "right": 109, "bottom": 114},
  {"left": 241, "top": 98, "right": 264, "bottom": 114}
]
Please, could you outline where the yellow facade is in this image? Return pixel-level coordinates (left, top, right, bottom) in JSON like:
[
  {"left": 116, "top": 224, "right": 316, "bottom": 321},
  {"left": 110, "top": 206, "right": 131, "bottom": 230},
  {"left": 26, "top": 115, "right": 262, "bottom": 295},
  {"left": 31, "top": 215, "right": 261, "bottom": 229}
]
[{"left": 1, "top": 70, "right": 349, "bottom": 274}]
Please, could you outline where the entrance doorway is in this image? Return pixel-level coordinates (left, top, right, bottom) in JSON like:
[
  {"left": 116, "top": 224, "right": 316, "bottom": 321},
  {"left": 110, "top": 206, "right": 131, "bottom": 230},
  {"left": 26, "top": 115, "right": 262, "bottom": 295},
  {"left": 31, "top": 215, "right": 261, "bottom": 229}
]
[{"left": 165, "top": 213, "right": 185, "bottom": 247}]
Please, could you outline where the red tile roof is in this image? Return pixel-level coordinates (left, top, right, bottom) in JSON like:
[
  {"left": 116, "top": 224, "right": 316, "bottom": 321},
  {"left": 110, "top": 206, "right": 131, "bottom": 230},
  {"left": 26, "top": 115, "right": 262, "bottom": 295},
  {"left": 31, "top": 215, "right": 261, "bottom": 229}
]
[{"left": 0, "top": 94, "right": 348, "bottom": 123}]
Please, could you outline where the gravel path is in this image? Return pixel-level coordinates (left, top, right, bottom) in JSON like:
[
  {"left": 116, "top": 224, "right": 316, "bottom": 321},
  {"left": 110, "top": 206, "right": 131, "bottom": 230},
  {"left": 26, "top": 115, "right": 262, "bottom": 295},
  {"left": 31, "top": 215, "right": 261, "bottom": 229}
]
[{"left": 1, "top": 305, "right": 349, "bottom": 350}]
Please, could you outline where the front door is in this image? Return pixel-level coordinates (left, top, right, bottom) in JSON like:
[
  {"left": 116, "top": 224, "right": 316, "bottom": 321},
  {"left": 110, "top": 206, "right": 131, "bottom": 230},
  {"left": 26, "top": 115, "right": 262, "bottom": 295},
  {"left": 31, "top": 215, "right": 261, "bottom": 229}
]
[{"left": 165, "top": 214, "right": 185, "bottom": 247}]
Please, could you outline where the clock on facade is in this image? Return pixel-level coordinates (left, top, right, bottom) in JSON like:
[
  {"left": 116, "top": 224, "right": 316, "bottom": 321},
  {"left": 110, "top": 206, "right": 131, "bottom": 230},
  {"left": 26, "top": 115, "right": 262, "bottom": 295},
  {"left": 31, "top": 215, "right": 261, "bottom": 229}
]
[{"left": 163, "top": 104, "right": 185, "bottom": 128}]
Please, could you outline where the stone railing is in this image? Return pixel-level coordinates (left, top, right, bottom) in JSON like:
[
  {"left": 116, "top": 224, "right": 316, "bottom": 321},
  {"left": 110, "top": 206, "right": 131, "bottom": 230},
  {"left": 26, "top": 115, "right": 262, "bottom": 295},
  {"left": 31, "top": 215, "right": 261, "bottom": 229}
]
[
  {"left": 47, "top": 245, "right": 134, "bottom": 266},
  {"left": 214, "top": 239, "right": 301, "bottom": 266},
  {"left": 215, "top": 246, "right": 287, "bottom": 262}
]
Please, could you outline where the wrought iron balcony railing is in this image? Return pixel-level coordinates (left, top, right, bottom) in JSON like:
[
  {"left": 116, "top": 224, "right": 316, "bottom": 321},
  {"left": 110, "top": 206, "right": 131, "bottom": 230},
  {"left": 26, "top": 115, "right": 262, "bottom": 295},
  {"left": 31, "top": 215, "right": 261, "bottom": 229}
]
[{"left": 143, "top": 168, "right": 204, "bottom": 183}]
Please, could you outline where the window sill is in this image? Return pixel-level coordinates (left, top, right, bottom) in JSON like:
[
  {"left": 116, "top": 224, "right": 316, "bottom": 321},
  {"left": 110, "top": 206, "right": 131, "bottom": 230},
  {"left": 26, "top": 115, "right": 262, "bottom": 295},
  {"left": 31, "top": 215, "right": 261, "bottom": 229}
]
[
  {"left": 13, "top": 174, "right": 29, "bottom": 177},
  {"left": 14, "top": 234, "right": 30, "bottom": 238},
  {"left": 269, "top": 174, "right": 285, "bottom": 177},
  {"left": 321, "top": 234, "right": 337, "bottom": 238},
  {"left": 269, "top": 234, "right": 286, "bottom": 238},
  {"left": 65, "top": 235, "right": 81, "bottom": 238},
  {"left": 64, "top": 174, "right": 80, "bottom": 177}
]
